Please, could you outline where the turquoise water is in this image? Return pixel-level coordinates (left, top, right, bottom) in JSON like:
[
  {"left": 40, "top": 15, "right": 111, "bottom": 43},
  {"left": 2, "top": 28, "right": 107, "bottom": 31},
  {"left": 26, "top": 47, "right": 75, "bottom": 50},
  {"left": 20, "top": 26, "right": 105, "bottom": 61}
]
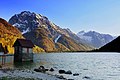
[
  {"left": 3, "top": 53, "right": 120, "bottom": 80},
  {"left": 33, "top": 53, "right": 120, "bottom": 80}
]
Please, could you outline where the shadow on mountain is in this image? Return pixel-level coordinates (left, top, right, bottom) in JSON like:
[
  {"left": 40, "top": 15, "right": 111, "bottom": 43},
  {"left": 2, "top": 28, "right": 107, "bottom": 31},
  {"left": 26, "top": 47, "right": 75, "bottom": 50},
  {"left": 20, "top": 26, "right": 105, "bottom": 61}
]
[{"left": 92, "top": 36, "right": 120, "bottom": 52}]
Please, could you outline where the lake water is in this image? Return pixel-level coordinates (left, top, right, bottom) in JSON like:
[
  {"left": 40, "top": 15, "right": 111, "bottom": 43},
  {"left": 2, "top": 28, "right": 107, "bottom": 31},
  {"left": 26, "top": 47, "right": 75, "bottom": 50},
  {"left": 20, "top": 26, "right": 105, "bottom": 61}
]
[{"left": 3, "top": 52, "right": 120, "bottom": 80}]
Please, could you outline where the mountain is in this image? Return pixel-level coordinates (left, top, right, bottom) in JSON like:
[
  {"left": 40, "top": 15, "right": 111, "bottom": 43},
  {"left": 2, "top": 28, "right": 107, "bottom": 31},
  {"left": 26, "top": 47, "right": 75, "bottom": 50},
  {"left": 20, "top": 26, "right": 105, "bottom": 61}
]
[
  {"left": 0, "top": 18, "right": 45, "bottom": 53},
  {"left": 9, "top": 11, "right": 92, "bottom": 52},
  {"left": 77, "top": 31, "right": 116, "bottom": 48},
  {"left": 97, "top": 36, "right": 120, "bottom": 52},
  {"left": 0, "top": 18, "right": 23, "bottom": 53}
]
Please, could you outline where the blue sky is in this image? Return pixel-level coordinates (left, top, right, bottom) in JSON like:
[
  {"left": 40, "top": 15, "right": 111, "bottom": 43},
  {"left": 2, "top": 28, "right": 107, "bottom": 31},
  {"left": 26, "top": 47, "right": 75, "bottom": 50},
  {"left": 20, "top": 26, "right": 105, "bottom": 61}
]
[{"left": 1, "top": 0, "right": 120, "bottom": 36}]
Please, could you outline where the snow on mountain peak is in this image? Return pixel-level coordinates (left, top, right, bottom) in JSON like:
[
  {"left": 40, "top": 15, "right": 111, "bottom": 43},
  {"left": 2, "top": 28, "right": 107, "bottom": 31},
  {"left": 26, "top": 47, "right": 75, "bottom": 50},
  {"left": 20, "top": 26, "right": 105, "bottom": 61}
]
[
  {"left": 22, "top": 27, "right": 30, "bottom": 34},
  {"left": 77, "top": 30, "right": 116, "bottom": 48},
  {"left": 21, "top": 11, "right": 32, "bottom": 16},
  {"left": 9, "top": 11, "right": 81, "bottom": 43},
  {"left": 77, "top": 30, "right": 85, "bottom": 36},
  {"left": 35, "top": 14, "right": 42, "bottom": 19},
  {"left": 13, "top": 23, "right": 25, "bottom": 28},
  {"left": 15, "top": 14, "right": 18, "bottom": 18},
  {"left": 8, "top": 11, "right": 93, "bottom": 51}
]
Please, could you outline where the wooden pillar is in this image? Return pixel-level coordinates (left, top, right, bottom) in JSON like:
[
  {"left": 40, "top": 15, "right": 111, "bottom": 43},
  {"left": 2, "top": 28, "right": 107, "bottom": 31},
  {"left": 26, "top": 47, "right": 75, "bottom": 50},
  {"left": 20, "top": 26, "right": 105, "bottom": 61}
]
[
  {"left": 2, "top": 56, "right": 4, "bottom": 65},
  {"left": 2, "top": 55, "right": 6, "bottom": 65}
]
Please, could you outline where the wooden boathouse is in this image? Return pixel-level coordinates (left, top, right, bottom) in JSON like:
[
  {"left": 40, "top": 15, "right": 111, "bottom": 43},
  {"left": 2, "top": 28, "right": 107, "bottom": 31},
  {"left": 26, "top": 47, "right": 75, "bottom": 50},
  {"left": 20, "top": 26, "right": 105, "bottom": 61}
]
[{"left": 13, "top": 39, "right": 34, "bottom": 62}]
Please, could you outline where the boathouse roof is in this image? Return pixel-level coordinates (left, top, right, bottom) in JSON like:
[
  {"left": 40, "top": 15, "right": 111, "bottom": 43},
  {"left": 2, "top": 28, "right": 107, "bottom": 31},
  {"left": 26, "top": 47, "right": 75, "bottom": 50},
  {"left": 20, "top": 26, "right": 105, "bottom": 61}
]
[{"left": 13, "top": 39, "right": 34, "bottom": 48}]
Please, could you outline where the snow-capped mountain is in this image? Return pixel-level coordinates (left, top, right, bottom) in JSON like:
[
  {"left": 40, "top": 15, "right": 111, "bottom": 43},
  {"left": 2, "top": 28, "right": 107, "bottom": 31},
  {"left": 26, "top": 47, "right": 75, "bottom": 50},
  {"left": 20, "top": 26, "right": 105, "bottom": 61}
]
[
  {"left": 9, "top": 11, "right": 92, "bottom": 52},
  {"left": 9, "top": 11, "right": 80, "bottom": 41},
  {"left": 9, "top": 11, "right": 50, "bottom": 34},
  {"left": 77, "top": 31, "right": 116, "bottom": 48}
]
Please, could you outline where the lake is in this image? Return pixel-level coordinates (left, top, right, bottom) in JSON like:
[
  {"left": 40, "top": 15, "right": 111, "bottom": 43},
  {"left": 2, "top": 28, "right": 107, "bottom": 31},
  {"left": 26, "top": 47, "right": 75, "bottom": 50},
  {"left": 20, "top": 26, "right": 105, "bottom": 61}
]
[{"left": 3, "top": 52, "right": 120, "bottom": 80}]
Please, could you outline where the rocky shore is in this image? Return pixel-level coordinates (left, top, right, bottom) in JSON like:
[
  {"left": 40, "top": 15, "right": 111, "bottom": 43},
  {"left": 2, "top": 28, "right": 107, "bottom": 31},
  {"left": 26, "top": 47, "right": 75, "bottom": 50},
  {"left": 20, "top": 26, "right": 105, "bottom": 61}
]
[
  {"left": 0, "top": 68, "right": 61, "bottom": 80},
  {"left": 34, "top": 66, "right": 81, "bottom": 80},
  {"left": 0, "top": 65, "right": 92, "bottom": 80}
]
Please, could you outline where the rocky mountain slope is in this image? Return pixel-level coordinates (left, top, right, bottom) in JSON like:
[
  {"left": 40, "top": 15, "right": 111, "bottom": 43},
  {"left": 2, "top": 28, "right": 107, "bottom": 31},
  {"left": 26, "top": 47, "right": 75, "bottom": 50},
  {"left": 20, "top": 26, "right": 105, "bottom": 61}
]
[
  {"left": 77, "top": 31, "right": 116, "bottom": 48},
  {"left": 9, "top": 11, "right": 92, "bottom": 52}
]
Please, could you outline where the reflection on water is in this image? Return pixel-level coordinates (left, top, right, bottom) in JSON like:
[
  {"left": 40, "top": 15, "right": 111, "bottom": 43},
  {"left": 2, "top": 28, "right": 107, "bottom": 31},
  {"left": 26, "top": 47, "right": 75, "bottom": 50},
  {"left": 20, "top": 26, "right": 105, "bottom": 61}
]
[
  {"left": 0, "top": 55, "right": 14, "bottom": 68},
  {"left": 14, "top": 62, "right": 35, "bottom": 70},
  {"left": 2, "top": 53, "right": 120, "bottom": 80}
]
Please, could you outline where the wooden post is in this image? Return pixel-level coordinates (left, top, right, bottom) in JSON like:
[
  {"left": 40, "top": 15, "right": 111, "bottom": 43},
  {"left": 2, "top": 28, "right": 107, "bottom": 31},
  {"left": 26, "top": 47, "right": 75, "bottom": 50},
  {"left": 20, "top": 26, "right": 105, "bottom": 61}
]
[
  {"left": 2, "top": 56, "right": 3, "bottom": 65},
  {"left": 2, "top": 55, "right": 6, "bottom": 65},
  {"left": 4, "top": 55, "right": 6, "bottom": 65}
]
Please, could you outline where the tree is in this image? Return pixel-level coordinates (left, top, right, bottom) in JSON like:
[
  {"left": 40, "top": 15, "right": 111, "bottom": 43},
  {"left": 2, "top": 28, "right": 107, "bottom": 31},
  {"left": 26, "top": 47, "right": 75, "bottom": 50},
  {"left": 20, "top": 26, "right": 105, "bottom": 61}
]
[{"left": 4, "top": 46, "right": 8, "bottom": 54}]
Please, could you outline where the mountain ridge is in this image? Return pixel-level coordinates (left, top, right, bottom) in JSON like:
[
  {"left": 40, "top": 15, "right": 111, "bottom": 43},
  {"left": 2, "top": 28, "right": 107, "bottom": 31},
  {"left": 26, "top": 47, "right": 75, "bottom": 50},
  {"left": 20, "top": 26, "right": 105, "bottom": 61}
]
[
  {"left": 9, "top": 11, "right": 93, "bottom": 52},
  {"left": 0, "top": 17, "right": 45, "bottom": 53},
  {"left": 77, "top": 30, "right": 116, "bottom": 48}
]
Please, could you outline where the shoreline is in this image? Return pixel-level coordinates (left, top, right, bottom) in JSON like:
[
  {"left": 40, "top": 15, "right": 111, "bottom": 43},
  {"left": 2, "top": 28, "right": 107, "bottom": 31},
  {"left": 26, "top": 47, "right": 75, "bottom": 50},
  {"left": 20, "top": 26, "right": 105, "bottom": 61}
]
[{"left": 0, "top": 68, "right": 61, "bottom": 80}]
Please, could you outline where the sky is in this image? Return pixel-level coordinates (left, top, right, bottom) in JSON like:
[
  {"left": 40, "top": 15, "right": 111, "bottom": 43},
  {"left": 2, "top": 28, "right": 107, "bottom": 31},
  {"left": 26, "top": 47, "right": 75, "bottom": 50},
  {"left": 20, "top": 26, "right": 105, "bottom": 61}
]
[{"left": 0, "top": 0, "right": 120, "bottom": 36}]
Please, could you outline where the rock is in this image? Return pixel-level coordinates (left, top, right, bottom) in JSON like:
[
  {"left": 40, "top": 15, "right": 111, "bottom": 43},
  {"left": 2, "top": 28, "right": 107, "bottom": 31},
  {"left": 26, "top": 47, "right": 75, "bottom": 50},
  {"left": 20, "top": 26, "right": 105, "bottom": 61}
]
[
  {"left": 83, "top": 69, "right": 88, "bottom": 70},
  {"left": 22, "top": 70, "right": 24, "bottom": 72},
  {"left": 49, "top": 68, "right": 54, "bottom": 72},
  {"left": 39, "top": 66, "right": 45, "bottom": 69},
  {"left": 73, "top": 73, "right": 79, "bottom": 76},
  {"left": 57, "top": 75, "right": 66, "bottom": 79},
  {"left": 68, "top": 79, "right": 74, "bottom": 80},
  {"left": 83, "top": 76, "right": 91, "bottom": 79},
  {"left": 38, "top": 66, "right": 46, "bottom": 72},
  {"left": 34, "top": 66, "right": 46, "bottom": 73},
  {"left": 45, "top": 69, "right": 49, "bottom": 71},
  {"left": 34, "top": 69, "right": 41, "bottom": 72},
  {"left": 59, "top": 70, "right": 65, "bottom": 74},
  {"left": 65, "top": 70, "right": 72, "bottom": 74}
]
